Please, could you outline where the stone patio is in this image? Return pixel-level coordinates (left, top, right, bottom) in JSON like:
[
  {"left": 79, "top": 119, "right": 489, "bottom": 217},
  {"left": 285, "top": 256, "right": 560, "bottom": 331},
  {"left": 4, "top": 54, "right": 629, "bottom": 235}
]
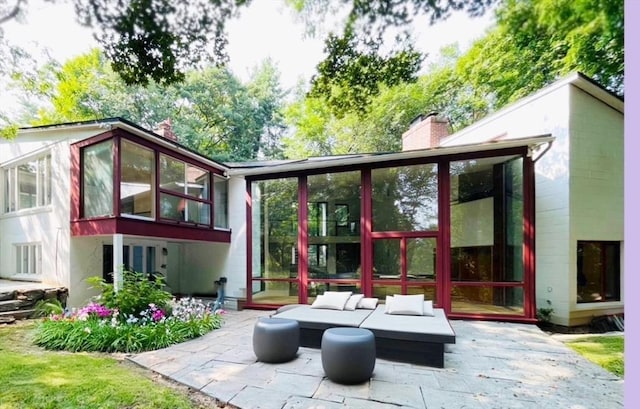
[{"left": 127, "top": 309, "right": 623, "bottom": 409}]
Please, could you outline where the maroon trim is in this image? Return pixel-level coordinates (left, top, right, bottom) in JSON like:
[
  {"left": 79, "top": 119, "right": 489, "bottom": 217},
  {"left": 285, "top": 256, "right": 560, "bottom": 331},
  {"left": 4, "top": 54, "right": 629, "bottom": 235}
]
[
  {"left": 438, "top": 160, "right": 451, "bottom": 312},
  {"left": 70, "top": 140, "right": 81, "bottom": 222},
  {"left": 370, "top": 231, "right": 438, "bottom": 239},
  {"left": 361, "top": 169, "right": 372, "bottom": 296},
  {"left": 113, "top": 136, "right": 121, "bottom": 217},
  {"left": 70, "top": 217, "right": 230, "bottom": 242},
  {"left": 523, "top": 155, "right": 536, "bottom": 319},
  {"left": 121, "top": 131, "right": 225, "bottom": 175},
  {"left": 246, "top": 179, "right": 253, "bottom": 305},
  {"left": 244, "top": 147, "right": 528, "bottom": 182},
  {"left": 299, "top": 176, "right": 309, "bottom": 304}
]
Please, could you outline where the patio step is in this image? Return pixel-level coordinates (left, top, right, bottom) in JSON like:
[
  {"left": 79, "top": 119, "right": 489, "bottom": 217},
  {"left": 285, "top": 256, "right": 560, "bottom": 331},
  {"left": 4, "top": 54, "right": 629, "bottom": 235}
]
[
  {"left": 0, "top": 285, "right": 68, "bottom": 322},
  {"left": 0, "top": 309, "right": 36, "bottom": 320}
]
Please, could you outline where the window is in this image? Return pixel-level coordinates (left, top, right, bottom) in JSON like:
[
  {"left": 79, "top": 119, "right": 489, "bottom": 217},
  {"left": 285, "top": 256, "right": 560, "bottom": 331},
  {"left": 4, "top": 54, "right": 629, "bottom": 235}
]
[
  {"left": 15, "top": 243, "right": 42, "bottom": 276},
  {"left": 577, "top": 241, "right": 621, "bottom": 303},
  {"left": 159, "top": 154, "right": 211, "bottom": 225},
  {"left": 83, "top": 141, "right": 114, "bottom": 218},
  {"left": 3, "top": 154, "right": 51, "bottom": 213},
  {"left": 120, "top": 140, "right": 154, "bottom": 218},
  {"left": 214, "top": 176, "right": 229, "bottom": 229}
]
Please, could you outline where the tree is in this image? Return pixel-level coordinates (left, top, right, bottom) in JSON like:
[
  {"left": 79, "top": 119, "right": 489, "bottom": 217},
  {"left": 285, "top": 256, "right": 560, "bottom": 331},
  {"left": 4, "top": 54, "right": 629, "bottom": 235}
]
[
  {"left": 12, "top": 50, "right": 286, "bottom": 161},
  {"left": 2, "top": 0, "right": 494, "bottom": 86},
  {"left": 309, "top": 31, "right": 423, "bottom": 117},
  {"left": 457, "top": 0, "right": 624, "bottom": 109},
  {"left": 284, "top": 45, "right": 488, "bottom": 157}
]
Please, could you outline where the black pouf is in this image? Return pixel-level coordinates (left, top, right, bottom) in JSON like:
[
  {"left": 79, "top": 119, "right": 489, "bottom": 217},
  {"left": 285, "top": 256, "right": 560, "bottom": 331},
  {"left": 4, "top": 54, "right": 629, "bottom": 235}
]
[
  {"left": 321, "top": 327, "right": 376, "bottom": 384},
  {"left": 252, "top": 317, "right": 299, "bottom": 363}
]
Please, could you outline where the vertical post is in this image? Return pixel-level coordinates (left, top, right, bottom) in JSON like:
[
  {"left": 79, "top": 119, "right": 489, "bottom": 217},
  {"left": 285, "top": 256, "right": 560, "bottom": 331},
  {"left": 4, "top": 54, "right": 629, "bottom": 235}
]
[{"left": 113, "top": 233, "right": 124, "bottom": 292}]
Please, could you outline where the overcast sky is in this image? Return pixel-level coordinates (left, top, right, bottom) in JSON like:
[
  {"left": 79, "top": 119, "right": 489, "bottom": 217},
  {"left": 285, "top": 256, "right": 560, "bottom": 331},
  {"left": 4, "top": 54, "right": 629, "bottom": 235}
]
[{"left": 1, "top": 0, "right": 495, "bottom": 107}]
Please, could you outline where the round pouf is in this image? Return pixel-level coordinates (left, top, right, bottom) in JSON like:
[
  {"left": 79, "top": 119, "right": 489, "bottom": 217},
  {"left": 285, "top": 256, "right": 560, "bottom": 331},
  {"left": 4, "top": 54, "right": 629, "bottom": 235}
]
[
  {"left": 252, "top": 317, "right": 299, "bottom": 363},
  {"left": 321, "top": 327, "right": 376, "bottom": 384}
]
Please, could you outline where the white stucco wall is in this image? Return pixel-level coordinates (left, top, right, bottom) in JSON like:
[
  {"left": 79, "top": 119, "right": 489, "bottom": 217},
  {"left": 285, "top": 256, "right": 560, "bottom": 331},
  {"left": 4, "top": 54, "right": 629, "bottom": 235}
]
[
  {"left": 222, "top": 176, "right": 248, "bottom": 299},
  {"left": 567, "top": 86, "right": 624, "bottom": 325},
  {"left": 0, "top": 130, "right": 76, "bottom": 289}
]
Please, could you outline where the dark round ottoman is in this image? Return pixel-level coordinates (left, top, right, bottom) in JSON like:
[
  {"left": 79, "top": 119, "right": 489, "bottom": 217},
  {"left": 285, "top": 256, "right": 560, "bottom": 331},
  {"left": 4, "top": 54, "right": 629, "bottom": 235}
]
[
  {"left": 321, "top": 327, "right": 376, "bottom": 384},
  {"left": 252, "top": 317, "right": 299, "bottom": 363}
]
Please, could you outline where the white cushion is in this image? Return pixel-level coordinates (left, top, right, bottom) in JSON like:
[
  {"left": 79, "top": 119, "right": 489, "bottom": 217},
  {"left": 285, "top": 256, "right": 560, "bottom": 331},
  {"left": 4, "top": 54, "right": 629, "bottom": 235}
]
[
  {"left": 384, "top": 295, "right": 394, "bottom": 313},
  {"left": 423, "top": 300, "right": 435, "bottom": 317},
  {"left": 386, "top": 294, "right": 424, "bottom": 316},
  {"left": 310, "top": 291, "right": 352, "bottom": 310},
  {"left": 356, "top": 297, "right": 379, "bottom": 309},
  {"left": 344, "top": 294, "right": 365, "bottom": 311}
]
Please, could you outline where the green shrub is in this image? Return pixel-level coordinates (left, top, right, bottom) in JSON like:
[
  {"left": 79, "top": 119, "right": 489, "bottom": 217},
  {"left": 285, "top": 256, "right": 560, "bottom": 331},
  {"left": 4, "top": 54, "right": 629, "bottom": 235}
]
[
  {"left": 87, "top": 270, "right": 173, "bottom": 317},
  {"left": 33, "top": 297, "right": 224, "bottom": 353}
]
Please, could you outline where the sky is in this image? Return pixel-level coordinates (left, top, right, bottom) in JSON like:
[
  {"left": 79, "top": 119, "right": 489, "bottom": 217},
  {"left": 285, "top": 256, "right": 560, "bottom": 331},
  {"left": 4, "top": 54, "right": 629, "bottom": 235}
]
[{"left": 1, "top": 0, "right": 495, "bottom": 95}]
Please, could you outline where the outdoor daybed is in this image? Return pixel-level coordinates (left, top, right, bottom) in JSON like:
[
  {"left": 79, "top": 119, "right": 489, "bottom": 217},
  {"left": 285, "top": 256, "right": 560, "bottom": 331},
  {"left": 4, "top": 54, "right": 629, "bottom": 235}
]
[{"left": 272, "top": 300, "right": 456, "bottom": 368}]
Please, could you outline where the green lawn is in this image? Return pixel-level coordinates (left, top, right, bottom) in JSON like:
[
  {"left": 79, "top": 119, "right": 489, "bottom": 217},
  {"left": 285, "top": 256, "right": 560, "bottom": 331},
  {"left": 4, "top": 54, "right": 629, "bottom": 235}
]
[
  {"left": 0, "top": 321, "right": 219, "bottom": 409},
  {"left": 565, "top": 335, "right": 624, "bottom": 378}
]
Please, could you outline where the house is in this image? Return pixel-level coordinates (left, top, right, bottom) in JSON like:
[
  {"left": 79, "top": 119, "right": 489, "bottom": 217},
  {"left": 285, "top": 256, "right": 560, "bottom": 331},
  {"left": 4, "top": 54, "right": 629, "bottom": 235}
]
[{"left": 0, "top": 72, "right": 623, "bottom": 327}]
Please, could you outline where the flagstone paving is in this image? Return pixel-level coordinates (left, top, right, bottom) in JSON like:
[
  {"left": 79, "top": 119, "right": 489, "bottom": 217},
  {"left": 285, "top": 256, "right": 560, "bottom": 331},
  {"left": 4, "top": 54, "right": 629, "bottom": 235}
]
[{"left": 127, "top": 309, "right": 623, "bottom": 409}]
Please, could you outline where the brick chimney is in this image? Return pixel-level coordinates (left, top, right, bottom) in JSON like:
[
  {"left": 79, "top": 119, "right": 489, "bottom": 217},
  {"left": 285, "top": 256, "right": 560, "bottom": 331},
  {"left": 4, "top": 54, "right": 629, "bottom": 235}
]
[
  {"left": 154, "top": 118, "right": 178, "bottom": 142},
  {"left": 401, "top": 112, "right": 450, "bottom": 151}
]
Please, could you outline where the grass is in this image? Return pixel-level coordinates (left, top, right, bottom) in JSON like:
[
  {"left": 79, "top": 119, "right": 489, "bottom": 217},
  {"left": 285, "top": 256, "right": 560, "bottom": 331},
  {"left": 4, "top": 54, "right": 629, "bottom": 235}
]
[
  {"left": 0, "top": 320, "right": 222, "bottom": 409},
  {"left": 565, "top": 335, "right": 624, "bottom": 378}
]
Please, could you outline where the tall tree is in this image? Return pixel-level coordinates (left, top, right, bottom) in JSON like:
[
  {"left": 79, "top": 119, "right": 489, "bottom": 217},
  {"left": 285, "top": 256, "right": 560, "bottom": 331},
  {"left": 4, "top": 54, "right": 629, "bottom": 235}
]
[
  {"left": 2, "top": 0, "right": 495, "bottom": 86},
  {"left": 457, "top": 0, "right": 624, "bottom": 109},
  {"left": 12, "top": 50, "right": 286, "bottom": 161}
]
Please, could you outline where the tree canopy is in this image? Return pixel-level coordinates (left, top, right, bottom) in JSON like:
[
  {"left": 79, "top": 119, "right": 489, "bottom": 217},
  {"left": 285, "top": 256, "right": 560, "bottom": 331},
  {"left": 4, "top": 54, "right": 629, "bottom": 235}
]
[{"left": 13, "top": 49, "right": 286, "bottom": 161}]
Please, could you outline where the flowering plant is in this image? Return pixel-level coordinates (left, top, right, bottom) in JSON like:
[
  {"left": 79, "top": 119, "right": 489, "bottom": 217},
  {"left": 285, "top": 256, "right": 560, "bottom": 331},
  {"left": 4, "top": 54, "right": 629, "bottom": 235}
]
[{"left": 34, "top": 277, "right": 224, "bottom": 353}]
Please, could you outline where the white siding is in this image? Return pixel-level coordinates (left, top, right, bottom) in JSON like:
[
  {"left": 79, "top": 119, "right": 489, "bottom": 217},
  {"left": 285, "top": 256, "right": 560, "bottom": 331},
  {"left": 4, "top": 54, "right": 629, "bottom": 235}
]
[
  {"left": 222, "top": 176, "right": 248, "bottom": 299},
  {"left": 568, "top": 85, "right": 624, "bottom": 324}
]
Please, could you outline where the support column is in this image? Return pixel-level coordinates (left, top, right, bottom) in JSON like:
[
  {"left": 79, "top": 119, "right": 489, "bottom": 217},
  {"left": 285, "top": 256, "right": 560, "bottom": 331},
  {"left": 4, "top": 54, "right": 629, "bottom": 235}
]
[{"left": 113, "top": 233, "right": 124, "bottom": 292}]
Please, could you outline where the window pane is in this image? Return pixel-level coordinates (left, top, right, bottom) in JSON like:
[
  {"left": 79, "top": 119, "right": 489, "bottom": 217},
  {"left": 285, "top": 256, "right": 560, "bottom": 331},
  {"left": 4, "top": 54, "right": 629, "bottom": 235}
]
[
  {"left": 373, "top": 239, "right": 400, "bottom": 279},
  {"left": 407, "top": 238, "right": 436, "bottom": 281},
  {"left": 308, "top": 171, "right": 361, "bottom": 280},
  {"left": 83, "top": 140, "right": 114, "bottom": 217},
  {"left": 146, "top": 247, "right": 156, "bottom": 273},
  {"left": 187, "top": 165, "right": 209, "bottom": 199},
  {"left": 372, "top": 164, "right": 438, "bottom": 231},
  {"left": 251, "top": 178, "right": 298, "bottom": 282},
  {"left": 451, "top": 285, "right": 524, "bottom": 316},
  {"left": 18, "top": 161, "right": 37, "bottom": 209},
  {"left": 121, "top": 140, "right": 154, "bottom": 218},
  {"left": 160, "top": 154, "right": 185, "bottom": 194},
  {"left": 577, "top": 241, "right": 621, "bottom": 303},
  {"left": 133, "top": 246, "right": 143, "bottom": 272},
  {"left": 407, "top": 285, "right": 437, "bottom": 304},
  {"left": 186, "top": 198, "right": 210, "bottom": 225},
  {"left": 450, "top": 156, "right": 523, "bottom": 283},
  {"left": 214, "top": 176, "right": 228, "bottom": 228}
]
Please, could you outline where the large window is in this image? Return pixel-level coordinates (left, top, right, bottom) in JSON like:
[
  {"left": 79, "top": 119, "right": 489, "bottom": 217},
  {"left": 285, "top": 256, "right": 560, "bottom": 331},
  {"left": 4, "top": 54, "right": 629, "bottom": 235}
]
[
  {"left": 83, "top": 141, "right": 114, "bottom": 218},
  {"left": 3, "top": 154, "right": 51, "bottom": 213},
  {"left": 214, "top": 176, "right": 229, "bottom": 229},
  {"left": 120, "top": 140, "right": 154, "bottom": 218},
  {"left": 450, "top": 156, "right": 524, "bottom": 315},
  {"left": 15, "top": 243, "right": 42, "bottom": 276},
  {"left": 251, "top": 177, "right": 298, "bottom": 304},
  {"left": 372, "top": 164, "right": 438, "bottom": 232},
  {"left": 577, "top": 241, "right": 621, "bottom": 303},
  {"left": 159, "top": 154, "right": 211, "bottom": 225}
]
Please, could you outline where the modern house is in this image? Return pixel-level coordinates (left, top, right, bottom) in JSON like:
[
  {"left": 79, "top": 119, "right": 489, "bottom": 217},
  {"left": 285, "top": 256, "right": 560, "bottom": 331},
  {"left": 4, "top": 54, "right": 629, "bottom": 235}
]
[{"left": 0, "top": 72, "right": 623, "bottom": 327}]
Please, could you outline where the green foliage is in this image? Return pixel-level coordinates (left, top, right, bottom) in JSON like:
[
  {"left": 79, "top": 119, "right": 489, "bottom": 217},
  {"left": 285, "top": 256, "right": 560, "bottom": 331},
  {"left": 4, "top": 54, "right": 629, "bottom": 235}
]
[
  {"left": 87, "top": 270, "right": 172, "bottom": 317},
  {"left": 310, "top": 31, "right": 423, "bottom": 117},
  {"left": 33, "top": 296, "right": 223, "bottom": 353},
  {"left": 0, "top": 322, "right": 203, "bottom": 408},
  {"left": 33, "top": 299, "right": 65, "bottom": 318},
  {"left": 565, "top": 336, "right": 624, "bottom": 377},
  {"left": 458, "top": 0, "right": 624, "bottom": 109},
  {"left": 537, "top": 307, "right": 554, "bottom": 323},
  {"left": 12, "top": 50, "right": 286, "bottom": 161}
]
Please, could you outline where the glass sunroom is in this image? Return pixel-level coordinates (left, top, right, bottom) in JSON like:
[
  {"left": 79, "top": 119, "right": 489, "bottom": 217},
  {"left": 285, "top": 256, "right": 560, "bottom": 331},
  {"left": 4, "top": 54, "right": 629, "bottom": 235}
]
[
  {"left": 70, "top": 124, "right": 230, "bottom": 288},
  {"left": 242, "top": 137, "right": 551, "bottom": 322}
]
